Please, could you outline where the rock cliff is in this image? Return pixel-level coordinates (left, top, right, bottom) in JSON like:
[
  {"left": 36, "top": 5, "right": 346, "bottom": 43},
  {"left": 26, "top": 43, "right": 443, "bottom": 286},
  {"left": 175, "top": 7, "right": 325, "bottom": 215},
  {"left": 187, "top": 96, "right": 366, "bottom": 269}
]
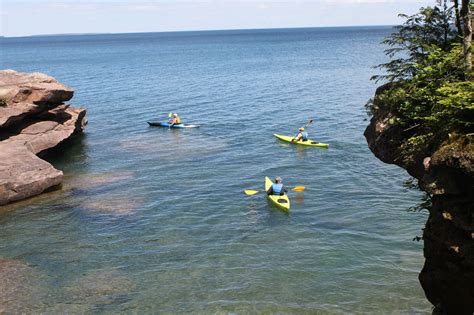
[
  {"left": 365, "top": 84, "right": 474, "bottom": 314},
  {"left": 0, "top": 70, "right": 87, "bottom": 205}
]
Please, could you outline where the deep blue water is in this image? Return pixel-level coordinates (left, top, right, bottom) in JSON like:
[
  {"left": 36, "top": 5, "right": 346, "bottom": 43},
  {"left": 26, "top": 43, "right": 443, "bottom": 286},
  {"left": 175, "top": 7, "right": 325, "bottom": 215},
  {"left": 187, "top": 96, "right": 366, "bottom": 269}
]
[{"left": 0, "top": 27, "right": 431, "bottom": 313}]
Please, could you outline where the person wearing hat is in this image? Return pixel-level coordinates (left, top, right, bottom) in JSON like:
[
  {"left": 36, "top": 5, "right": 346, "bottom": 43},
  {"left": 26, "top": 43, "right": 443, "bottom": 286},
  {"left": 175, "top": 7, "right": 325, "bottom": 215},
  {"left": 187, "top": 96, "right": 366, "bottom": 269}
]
[
  {"left": 266, "top": 176, "right": 288, "bottom": 196},
  {"left": 293, "top": 127, "right": 308, "bottom": 142},
  {"left": 168, "top": 113, "right": 181, "bottom": 126}
]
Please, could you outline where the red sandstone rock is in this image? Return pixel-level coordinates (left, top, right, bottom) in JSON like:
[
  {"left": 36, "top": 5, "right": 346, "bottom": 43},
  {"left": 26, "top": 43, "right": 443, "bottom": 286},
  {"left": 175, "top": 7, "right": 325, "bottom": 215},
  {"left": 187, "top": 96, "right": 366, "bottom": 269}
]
[
  {"left": 0, "top": 70, "right": 86, "bottom": 205},
  {"left": 0, "top": 70, "right": 74, "bottom": 129},
  {"left": 0, "top": 144, "right": 63, "bottom": 205}
]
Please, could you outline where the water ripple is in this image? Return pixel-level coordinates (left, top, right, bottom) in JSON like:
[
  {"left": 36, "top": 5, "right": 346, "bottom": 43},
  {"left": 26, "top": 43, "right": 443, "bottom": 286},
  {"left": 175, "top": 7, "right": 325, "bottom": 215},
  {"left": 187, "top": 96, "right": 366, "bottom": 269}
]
[{"left": 1, "top": 27, "right": 430, "bottom": 313}]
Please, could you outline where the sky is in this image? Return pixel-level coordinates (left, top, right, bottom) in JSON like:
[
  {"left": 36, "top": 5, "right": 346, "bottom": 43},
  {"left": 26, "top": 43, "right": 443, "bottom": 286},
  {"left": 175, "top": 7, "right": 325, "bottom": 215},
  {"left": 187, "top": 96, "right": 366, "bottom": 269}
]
[{"left": 2, "top": 0, "right": 435, "bottom": 37}]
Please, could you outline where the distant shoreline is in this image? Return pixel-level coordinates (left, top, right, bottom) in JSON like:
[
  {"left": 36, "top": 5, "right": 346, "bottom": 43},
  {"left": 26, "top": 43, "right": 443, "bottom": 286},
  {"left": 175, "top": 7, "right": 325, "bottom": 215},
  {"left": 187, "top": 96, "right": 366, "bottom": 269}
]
[{"left": 2, "top": 25, "right": 395, "bottom": 39}]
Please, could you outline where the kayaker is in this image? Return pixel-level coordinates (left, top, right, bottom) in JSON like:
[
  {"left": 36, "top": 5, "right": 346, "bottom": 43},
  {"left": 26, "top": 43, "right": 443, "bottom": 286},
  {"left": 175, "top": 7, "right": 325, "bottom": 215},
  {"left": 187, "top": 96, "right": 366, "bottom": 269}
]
[
  {"left": 168, "top": 113, "right": 181, "bottom": 126},
  {"left": 266, "top": 177, "right": 288, "bottom": 196},
  {"left": 293, "top": 127, "right": 308, "bottom": 142}
]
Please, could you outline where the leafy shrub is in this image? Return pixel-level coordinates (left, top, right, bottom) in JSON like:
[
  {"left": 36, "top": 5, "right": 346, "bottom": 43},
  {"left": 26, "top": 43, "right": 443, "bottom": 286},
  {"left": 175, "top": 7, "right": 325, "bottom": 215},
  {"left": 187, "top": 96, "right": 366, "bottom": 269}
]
[{"left": 370, "top": 3, "right": 474, "bottom": 155}]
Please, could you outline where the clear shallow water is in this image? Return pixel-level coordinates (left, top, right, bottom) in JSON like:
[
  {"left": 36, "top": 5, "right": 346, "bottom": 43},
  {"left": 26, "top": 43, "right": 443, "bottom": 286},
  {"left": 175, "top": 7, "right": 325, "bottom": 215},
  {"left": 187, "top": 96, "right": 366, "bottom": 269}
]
[{"left": 1, "top": 27, "right": 431, "bottom": 313}]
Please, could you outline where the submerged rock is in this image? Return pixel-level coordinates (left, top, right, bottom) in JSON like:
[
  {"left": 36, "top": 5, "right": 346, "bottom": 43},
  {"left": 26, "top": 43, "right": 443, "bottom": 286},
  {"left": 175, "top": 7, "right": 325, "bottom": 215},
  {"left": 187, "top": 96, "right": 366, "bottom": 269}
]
[
  {"left": 67, "top": 171, "right": 134, "bottom": 190},
  {"left": 0, "top": 70, "right": 87, "bottom": 205},
  {"left": 81, "top": 193, "right": 143, "bottom": 215},
  {"left": 63, "top": 269, "right": 136, "bottom": 311},
  {"left": 0, "top": 258, "right": 45, "bottom": 313}
]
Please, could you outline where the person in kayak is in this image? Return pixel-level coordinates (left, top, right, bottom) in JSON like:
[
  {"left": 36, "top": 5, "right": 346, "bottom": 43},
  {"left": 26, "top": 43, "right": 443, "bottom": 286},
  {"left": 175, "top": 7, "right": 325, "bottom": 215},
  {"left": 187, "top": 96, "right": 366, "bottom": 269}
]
[
  {"left": 168, "top": 113, "right": 181, "bottom": 126},
  {"left": 266, "top": 177, "right": 288, "bottom": 196},
  {"left": 293, "top": 127, "right": 308, "bottom": 142}
]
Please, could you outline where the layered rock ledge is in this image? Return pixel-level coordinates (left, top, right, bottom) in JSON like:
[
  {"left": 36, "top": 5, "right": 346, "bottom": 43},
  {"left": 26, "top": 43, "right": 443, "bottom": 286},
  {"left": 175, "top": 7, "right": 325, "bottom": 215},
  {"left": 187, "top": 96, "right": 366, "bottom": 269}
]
[
  {"left": 365, "top": 84, "right": 474, "bottom": 314},
  {"left": 0, "top": 70, "right": 87, "bottom": 205}
]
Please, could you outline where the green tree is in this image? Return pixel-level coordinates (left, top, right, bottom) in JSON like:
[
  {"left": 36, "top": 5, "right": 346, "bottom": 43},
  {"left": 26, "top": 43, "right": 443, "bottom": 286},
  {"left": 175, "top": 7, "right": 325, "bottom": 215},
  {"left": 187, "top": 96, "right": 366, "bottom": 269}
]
[
  {"left": 369, "top": 4, "right": 474, "bottom": 155},
  {"left": 372, "top": 4, "right": 457, "bottom": 82}
]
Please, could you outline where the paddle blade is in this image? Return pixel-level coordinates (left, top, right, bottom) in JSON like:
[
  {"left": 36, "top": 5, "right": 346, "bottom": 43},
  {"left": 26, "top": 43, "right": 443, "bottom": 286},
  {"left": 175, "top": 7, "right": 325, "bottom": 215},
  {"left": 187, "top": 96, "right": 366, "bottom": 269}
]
[
  {"left": 303, "top": 119, "right": 313, "bottom": 128},
  {"left": 244, "top": 189, "right": 260, "bottom": 196},
  {"left": 168, "top": 112, "right": 172, "bottom": 118},
  {"left": 292, "top": 186, "right": 305, "bottom": 192}
]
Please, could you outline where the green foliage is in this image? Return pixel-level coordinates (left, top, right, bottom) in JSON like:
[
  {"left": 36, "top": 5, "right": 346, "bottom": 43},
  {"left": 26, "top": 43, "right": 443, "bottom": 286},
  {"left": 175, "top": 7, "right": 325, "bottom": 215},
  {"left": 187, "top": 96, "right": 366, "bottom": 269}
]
[
  {"left": 436, "top": 81, "right": 474, "bottom": 130},
  {"left": 387, "top": 46, "right": 473, "bottom": 138},
  {"left": 0, "top": 99, "right": 6, "bottom": 107},
  {"left": 401, "top": 133, "right": 434, "bottom": 158},
  {"left": 373, "top": 4, "right": 457, "bottom": 82},
  {"left": 369, "top": 4, "right": 474, "bottom": 156}
]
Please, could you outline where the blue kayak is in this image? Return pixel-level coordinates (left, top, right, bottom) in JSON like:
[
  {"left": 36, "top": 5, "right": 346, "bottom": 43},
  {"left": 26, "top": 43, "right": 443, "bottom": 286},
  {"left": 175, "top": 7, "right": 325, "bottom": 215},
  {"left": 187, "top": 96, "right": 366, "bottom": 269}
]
[{"left": 147, "top": 122, "right": 199, "bottom": 128}]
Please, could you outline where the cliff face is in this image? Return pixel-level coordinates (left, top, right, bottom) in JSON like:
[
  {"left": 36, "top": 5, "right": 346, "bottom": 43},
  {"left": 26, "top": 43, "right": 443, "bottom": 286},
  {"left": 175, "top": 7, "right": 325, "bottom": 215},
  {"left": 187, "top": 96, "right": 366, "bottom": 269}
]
[
  {"left": 0, "top": 70, "right": 87, "bottom": 205},
  {"left": 365, "top": 84, "right": 474, "bottom": 314}
]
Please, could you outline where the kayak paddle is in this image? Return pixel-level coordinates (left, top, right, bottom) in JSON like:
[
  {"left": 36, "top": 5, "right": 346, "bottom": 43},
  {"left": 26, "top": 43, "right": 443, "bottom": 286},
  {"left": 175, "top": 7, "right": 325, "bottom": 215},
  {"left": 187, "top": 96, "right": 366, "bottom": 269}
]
[
  {"left": 168, "top": 112, "right": 173, "bottom": 129},
  {"left": 244, "top": 186, "right": 305, "bottom": 196},
  {"left": 303, "top": 119, "right": 314, "bottom": 128}
]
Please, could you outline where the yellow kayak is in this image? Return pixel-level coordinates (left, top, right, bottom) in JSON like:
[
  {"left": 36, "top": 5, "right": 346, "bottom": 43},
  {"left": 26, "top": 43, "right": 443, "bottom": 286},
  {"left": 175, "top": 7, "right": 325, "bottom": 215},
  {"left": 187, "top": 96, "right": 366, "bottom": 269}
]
[
  {"left": 273, "top": 134, "right": 329, "bottom": 148},
  {"left": 265, "top": 176, "right": 290, "bottom": 211}
]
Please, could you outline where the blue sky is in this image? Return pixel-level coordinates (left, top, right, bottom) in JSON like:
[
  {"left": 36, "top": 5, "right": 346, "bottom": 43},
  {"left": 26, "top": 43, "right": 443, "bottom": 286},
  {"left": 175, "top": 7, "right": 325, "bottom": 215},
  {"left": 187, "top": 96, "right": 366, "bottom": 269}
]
[{"left": 2, "top": 0, "right": 434, "bottom": 37}]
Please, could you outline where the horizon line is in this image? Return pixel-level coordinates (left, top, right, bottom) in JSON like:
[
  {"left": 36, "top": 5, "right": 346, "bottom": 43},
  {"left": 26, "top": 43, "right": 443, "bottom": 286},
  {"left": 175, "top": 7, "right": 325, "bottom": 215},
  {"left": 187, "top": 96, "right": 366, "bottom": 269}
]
[{"left": 1, "top": 24, "right": 395, "bottom": 39}]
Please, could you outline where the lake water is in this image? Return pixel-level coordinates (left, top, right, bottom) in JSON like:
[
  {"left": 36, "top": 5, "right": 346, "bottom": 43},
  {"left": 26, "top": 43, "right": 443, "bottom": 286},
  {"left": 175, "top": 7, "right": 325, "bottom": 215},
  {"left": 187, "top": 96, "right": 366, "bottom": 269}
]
[{"left": 1, "top": 27, "right": 431, "bottom": 313}]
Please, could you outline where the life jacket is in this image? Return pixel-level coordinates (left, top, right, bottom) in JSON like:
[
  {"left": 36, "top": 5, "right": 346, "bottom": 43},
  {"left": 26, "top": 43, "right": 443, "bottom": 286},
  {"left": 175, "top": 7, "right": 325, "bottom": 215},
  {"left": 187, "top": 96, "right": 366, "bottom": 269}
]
[
  {"left": 295, "top": 132, "right": 308, "bottom": 141},
  {"left": 272, "top": 183, "right": 283, "bottom": 194},
  {"left": 175, "top": 116, "right": 181, "bottom": 124}
]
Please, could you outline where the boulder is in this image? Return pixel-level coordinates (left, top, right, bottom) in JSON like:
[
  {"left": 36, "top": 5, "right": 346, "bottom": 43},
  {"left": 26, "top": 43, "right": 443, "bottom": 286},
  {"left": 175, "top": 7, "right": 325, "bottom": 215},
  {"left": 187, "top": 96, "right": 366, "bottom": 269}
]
[
  {"left": 0, "top": 70, "right": 86, "bottom": 205},
  {"left": 3, "top": 106, "right": 87, "bottom": 155},
  {"left": 0, "top": 70, "right": 74, "bottom": 129},
  {"left": 0, "top": 144, "right": 63, "bottom": 205}
]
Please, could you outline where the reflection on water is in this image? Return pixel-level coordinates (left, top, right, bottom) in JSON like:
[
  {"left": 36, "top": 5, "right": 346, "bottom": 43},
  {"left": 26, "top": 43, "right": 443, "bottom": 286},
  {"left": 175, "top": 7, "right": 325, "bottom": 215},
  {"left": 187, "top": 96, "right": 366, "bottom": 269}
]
[
  {"left": 170, "top": 128, "right": 182, "bottom": 142},
  {"left": 43, "top": 134, "right": 89, "bottom": 167},
  {"left": 296, "top": 145, "right": 309, "bottom": 160},
  {"left": 294, "top": 194, "right": 305, "bottom": 205}
]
